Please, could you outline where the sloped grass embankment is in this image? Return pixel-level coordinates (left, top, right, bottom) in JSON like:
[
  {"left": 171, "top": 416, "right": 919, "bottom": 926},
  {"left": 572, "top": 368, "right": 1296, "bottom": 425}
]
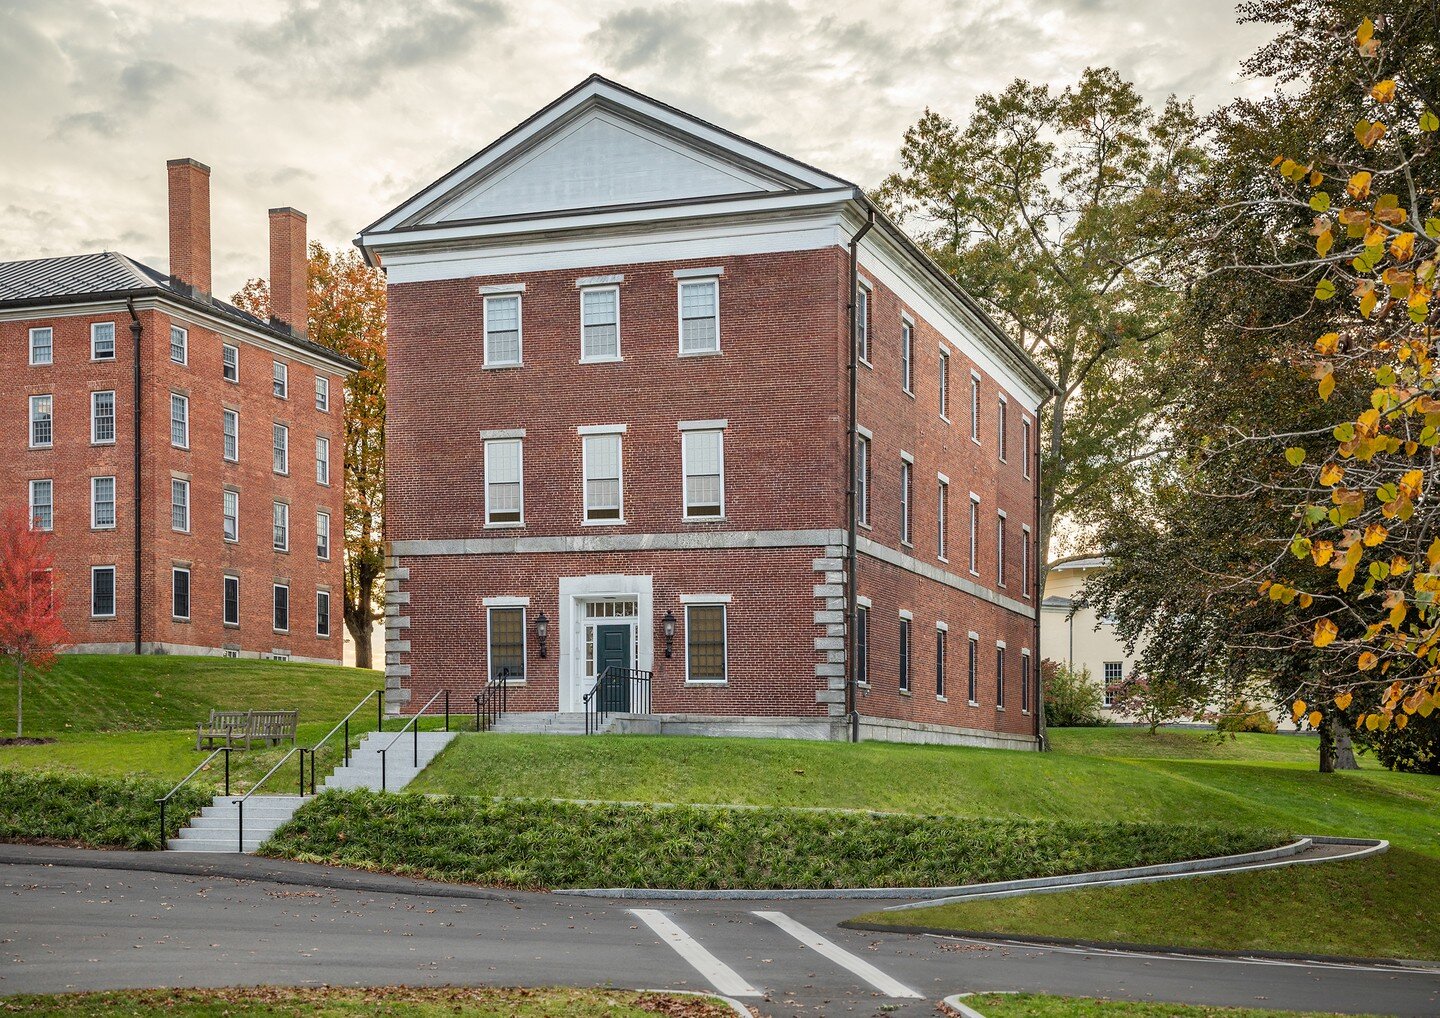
[{"left": 0, "top": 771, "right": 210, "bottom": 850}]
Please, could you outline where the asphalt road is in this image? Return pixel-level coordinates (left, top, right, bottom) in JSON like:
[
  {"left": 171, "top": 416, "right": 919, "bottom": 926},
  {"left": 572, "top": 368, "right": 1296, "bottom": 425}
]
[{"left": 2, "top": 853, "right": 1437, "bottom": 1016}]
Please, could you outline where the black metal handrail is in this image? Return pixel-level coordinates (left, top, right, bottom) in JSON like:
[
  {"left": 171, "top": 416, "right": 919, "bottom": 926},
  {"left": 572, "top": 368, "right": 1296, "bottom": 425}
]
[
  {"left": 156, "top": 745, "right": 231, "bottom": 850},
  {"left": 583, "top": 667, "right": 652, "bottom": 734},
  {"left": 232, "top": 745, "right": 309, "bottom": 852},
  {"left": 473, "top": 668, "right": 512, "bottom": 731},
  {"left": 377, "top": 688, "right": 449, "bottom": 791},
  {"left": 304, "top": 688, "right": 384, "bottom": 795}
]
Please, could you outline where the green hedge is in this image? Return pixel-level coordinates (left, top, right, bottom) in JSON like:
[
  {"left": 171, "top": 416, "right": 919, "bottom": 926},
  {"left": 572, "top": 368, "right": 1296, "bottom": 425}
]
[
  {"left": 264, "top": 791, "right": 1285, "bottom": 890},
  {"left": 0, "top": 771, "right": 211, "bottom": 850}
]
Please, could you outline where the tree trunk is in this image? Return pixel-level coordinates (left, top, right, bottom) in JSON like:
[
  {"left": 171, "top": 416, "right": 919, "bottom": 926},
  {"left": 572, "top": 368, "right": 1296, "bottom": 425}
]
[
  {"left": 1333, "top": 718, "right": 1359, "bottom": 770},
  {"left": 1318, "top": 714, "right": 1336, "bottom": 772},
  {"left": 15, "top": 656, "right": 22, "bottom": 739},
  {"left": 348, "top": 614, "right": 374, "bottom": 670}
]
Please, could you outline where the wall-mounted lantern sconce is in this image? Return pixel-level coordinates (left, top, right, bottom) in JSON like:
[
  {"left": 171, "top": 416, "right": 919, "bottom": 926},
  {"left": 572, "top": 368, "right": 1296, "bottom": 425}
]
[
  {"left": 535, "top": 611, "right": 549, "bottom": 658},
  {"left": 662, "top": 610, "right": 677, "bottom": 658}
]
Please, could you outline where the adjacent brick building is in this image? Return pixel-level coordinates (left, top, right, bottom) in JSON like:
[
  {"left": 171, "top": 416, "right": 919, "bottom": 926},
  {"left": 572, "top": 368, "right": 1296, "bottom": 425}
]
[
  {"left": 0, "top": 160, "right": 357, "bottom": 663},
  {"left": 360, "top": 77, "right": 1052, "bottom": 746}
]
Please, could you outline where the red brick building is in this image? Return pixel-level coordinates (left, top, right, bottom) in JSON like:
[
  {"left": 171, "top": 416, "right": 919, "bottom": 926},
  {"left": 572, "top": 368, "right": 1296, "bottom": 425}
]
[
  {"left": 360, "top": 78, "right": 1052, "bottom": 746},
  {"left": 0, "top": 160, "right": 356, "bottom": 663}
]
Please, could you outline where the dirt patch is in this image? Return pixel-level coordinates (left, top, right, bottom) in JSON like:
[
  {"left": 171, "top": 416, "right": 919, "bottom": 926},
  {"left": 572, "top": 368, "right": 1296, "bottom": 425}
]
[{"left": 0, "top": 737, "right": 56, "bottom": 747}]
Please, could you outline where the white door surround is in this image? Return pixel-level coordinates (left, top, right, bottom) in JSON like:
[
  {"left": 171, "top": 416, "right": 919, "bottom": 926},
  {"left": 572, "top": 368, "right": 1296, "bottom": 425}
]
[{"left": 557, "top": 574, "right": 654, "bottom": 711}]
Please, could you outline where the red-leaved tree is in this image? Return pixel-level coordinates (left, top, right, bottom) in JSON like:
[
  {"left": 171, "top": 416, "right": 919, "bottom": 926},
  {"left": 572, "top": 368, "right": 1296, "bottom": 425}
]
[{"left": 0, "top": 504, "right": 70, "bottom": 737}]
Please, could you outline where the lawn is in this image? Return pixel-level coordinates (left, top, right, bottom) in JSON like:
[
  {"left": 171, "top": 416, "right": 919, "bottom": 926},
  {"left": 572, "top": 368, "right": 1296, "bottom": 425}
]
[
  {"left": 0, "top": 987, "right": 733, "bottom": 1017},
  {"left": 955, "top": 995, "right": 1382, "bottom": 1018}
]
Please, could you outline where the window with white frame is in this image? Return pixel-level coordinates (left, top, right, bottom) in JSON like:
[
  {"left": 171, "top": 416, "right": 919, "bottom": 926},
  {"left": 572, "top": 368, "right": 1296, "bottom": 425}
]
[
  {"left": 92, "top": 476, "right": 115, "bottom": 530},
  {"left": 583, "top": 431, "right": 624, "bottom": 522},
  {"left": 1023, "top": 418, "right": 1032, "bottom": 478},
  {"left": 272, "top": 501, "right": 289, "bottom": 551},
  {"left": 855, "top": 282, "right": 871, "bottom": 363},
  {"left": 91, "top": 390, "right": 115, "bottom": 444},
  {"left": 172, "top": 567, "right": 191, "bottom": 621},
  {"left": 223, "top": 574, "right": 240, "bottom": 626},
  {"left": 967, "top": 634, "right": 978, "bottom": 703},
  {"left": 222, "top": 343, "right": 239, "bottom": 382},
  {"left": 997, "top": 510, "right": 1008, "bottom": 587},
  {"left": 901, "top": 318, "right": 913, "bottom": 393},
  {"left": 315, "top": 375, "right": 330, "bottom": 411},
  {"left": 939, "top": 348, "right": 950, "bottom": 420},
  {"left": 29, "top": 479, "right": 53, "bottom": 531},
  {"left": 855, "top": 604, "right": 869, "bottom": 687},
  {"left": 1103, "top": 660, "right": 1123, "bottom": 706},
  {"left": 223, "top": 408, "right": 239, "bottom": 462},
  {"left": 899, "top": 457, "right": 913, "bottom": 546},
  {"left": 273, "top": 583, "right": 290, "bottom": 632},
  {"left": 317, "top": 590, "right": 331, "bottom": 637},
  {"left": 937, "top": 477, "right": 949, "bottom": 560},
  {"left": 92, "top": 322, "right": 115, "bottom": 360},
  {"left": 487, "top": 606, "right": 525, "bottom": 682},
  {"left": 682, "top": 428, "right": 724, "bottom": 518},
  {"left": 1022, "top": 651, "right": 1032, "bottom": 713},
  {"left": 272, "top": 423, "right": 289, "bottom": 474},
  {"left": 29, "top": 327, "right": 52, "bottom": 366},
  {"left": 679, "top": 279, "right": 720, "bottom": 355},
  {"left": 998, "top": 396, "right": 1009, "bottom": 461},
  {"left": 898, "top": 613, "right": 911, "bottom": 693},
  {"left": 970, "top": 372, "right": 981, "bottom": 442},
  {"left": 484, "top": 438, "right": 523, "bottom": 525},
  {"left": 92, "top": 566, "right": 116, "bottom": 618},
  {"left": 171, "top": 478, "right": 190, "bottom": 532},
  {"left": 29, "top": 394, "right": 53, "bottom": 448},
  {"left": 1022, "top": 525, "right": 1032, "bottom": 597},
  {"left": 170, "top": 325, "right": 187, "bottom": 364},
  {"left": 483, "top": 294, "right": 522, "bottom": 366},
  {"left": 316, "top": 435, "right": 329, "bottom": 485},
  {"left": 936, "top": 624, "right": 948, "bottom": 698},
  {"left": 857, "top": 434, "right": 871, "bottom": 527},
  {"left": 685, "top": 603, "right": 727, "bottom": 683},
  {"left": 580, "top": 286, "right": 620, "bottom": 361},
  {"left": 272, "top": 361, "right": 288, "bottom": 398},
  {"left": 223, "top": 489, "right": 239, "bottom": 542},
  {"left": 968, "top": 493, "right": 980, "bottom": 575},
  {"left": 170, "top": 393, "right": 188, "bottom": 448},
  {"left": 996, "top": 643, "right": 1007, "bottom": 708},
  {"left": 316, "top": 509, "right": 330, "bottom": 560}
]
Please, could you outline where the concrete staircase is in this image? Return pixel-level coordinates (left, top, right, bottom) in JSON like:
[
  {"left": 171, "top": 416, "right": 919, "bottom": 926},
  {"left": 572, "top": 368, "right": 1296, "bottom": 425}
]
[
  {"left": 168, "top": 730, "right": 459, "bottom": 853},
  {"left": 486, "top": 711, "right": 605, "bottom": 735}
]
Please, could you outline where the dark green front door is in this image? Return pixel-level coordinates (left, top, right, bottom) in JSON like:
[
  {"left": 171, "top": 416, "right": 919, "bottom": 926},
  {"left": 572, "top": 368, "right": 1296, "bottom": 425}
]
[{"left": 596, "top": 624, "right": 631, "bottom": 711}]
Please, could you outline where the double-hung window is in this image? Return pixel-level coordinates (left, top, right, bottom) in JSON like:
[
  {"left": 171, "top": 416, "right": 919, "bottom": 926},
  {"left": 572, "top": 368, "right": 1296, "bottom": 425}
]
[
  {"left": 899, "top": 456, "right": 913, "bottom": 546},
  {"left": 855, "top": 604, "right": 869, "bottom": 687},
  {"left": 483, "top": 293, "right": 522, "bottom": 367},
  {"left": 968, "top": 494, "right": 981, "bottom": 575},
  {"left": 1022, "top": 525, "right": 1032, "bottom": 598},
  {"left": 970, "top": 372, "right": 981, "bottom": 443},
  {"left": 996, "top": 643, "right": 1007, "bottom": 709},
  {"left": 1023, "top": 419, "right": 1033, "bottom": 479},
  {"left": 936, "top": 624, "right": 948, "bottom": 698},
  {"left": 171, "top": 478, "right": 190, "bottom": 533},
  {"left": 582, "top": 430, "right": 624, "bottom": 522},
  {"left": 223, "top": 575, "right": 240, "bottom": 626},
  {"left": 273, "top": 583, "right": 290, "bottom": 632},
  {"left": 30, "top": 395, "right": 53, "bottom": 448},
  {"left": 315, "top": 375, "right": 329, "bottom": 411},
  {"left": 272, "top": 361, "right": 288, "bottom": 399},
  {"left": 939, "top": 348, "right": 950, "bottom": 420},
  {"left": 170, "top": 393, "right": 188, "bottom": 448},
  {"left": 998, "top": 396, "right": 1009, "bottom": 461},
  {"left": 997, "top": 511, "right": 1008, "bottom": 587},
  {"left": 223, "top": 409, "right": 239, "bottom": 462},
  {"left": 967, "top": 634, "right": 978, "bottom": 703},
  {"left": 29, "top": 327, "right": 53, "bottom": 366},
  {"left": 272, "top": 501, "right": 289, "bottom": 552},
  {"left": 317, "top": 590, "right": 331, "bottom": 637},
  {"left": 857, "top": 433, "right": 871, "bottom": 527},
  {"left": 484, "top": 438, "right": 523, "bottom": 525},
  {"left": 92, "top": 476, "right": 116, "bottom": 530},
  {"left": 223, "top": 489, "right": 239, "bottom": 542},
  {"left": 222, "top": 343, "right": 239, "bottom": 382},
  {"left": 1022, "top": 651, "right": 1032, "bottom": 713},
  {"left": 272, "top": 423, "right": 289, "bottom": 475},
  {"left": 855, "top": 282, "right": 870, "bottom": 363},
  {"left": 1103, "top": 661, "right": 1123, "bottom": 706},
  {"left": 92, "top": 322, "right": 115, "bottom": 360},
  {"left": 901, "top": 318, "right": 913, "bottom": 393},
  {"left": 679, "top": 278, "right": 720, "bottom": 355},
  {"left": 316, "top": 435, "right": 330, "bottom": 485},
  {"left": 580, "top": 286, "right": 620, "bottom": 361},
  {"left": 685, "top": 603, "right": 727, "bottom": 684},
  {"left": 170, "top": 326, "right": 187, "bottom": 364},
  {"left": 898, "top": 613, "right": 911, "bottom": 693},
  {"left": 487, "top": 606, "right": 525, "bottom": 682},
  {"left": 172, "top": 567, "right": 191, "bottom": 621},
  {"left": 316, "top": 509, "right": 331, "bottom": 560},
  {"left": 29, "top": 479, "right": 53, "bottom": 531},
  {"left": 92, "top": 566, "right": 116, "bottom": 618},
  {"left": 937, "top": 476, "right": 949, "bottom": 561},
  {"left": 682, "top": 427, "right": 724, "bottom": 519},
  {"left": 91, "top": 390, "right": 116, "bottom": 444}
]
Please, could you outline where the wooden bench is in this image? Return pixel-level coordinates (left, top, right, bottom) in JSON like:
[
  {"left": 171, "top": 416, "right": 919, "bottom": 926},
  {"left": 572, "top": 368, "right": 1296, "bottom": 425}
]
[{"left": 195, "top": 709, "right": 299, "bottom": 751}]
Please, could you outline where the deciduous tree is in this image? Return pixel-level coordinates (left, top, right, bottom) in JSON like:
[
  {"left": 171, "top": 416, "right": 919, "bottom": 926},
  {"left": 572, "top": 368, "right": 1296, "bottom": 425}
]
[{"left": 0, "top": 504, "right": 69, "bottom": 737}]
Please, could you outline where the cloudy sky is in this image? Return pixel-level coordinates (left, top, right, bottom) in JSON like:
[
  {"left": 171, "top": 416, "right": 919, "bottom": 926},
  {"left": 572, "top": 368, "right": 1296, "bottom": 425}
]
[{"left": 1, "top": 0, "right": 1273, "bottom": 298}]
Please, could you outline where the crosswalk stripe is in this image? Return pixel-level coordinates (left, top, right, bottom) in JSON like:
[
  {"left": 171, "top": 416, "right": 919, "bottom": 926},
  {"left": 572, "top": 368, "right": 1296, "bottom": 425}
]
[
  {"left": 630, "top": 909, "right": 763, "bottom": 998},
  {"left": 753, "top": 910, "right": 924, "bottom": 999}
]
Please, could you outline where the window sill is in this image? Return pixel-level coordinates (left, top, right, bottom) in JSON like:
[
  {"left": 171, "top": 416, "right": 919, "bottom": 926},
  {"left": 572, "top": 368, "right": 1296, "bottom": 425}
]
[
  {"left": 273, "top": 630, "right": 290, "bottom": 636},
  {"left": 903, "top": 388, "right": 914, "bottom": 399},
  {"left": 685, "top": 680, "right": 728, "bottom": 687},
  {"left": 92, "top": 440, "right": 116, "bottom": 447},
  {"left": 483, "top": 362, "right": 523, "bottom": 371},
  {"left": 273, "top": 548, "right": 290, "bottom": 555},
  {"left": 493, "top": 680, "right": 527, "bottom": 687},
  {"left": 971, "top": 437, "right": 982, "bottom": 447},
  {"left": 223, "top": 623, "right": 240, "bottom": 629},
  {"left": 940, "top": 414, "right": 951, "bottom": 425},
  {"left": 858, "top": 357, "right": 873, "bottom": 369},
  {"left": 91, "top": 615, "right": 117, "bottom": 621},
  {"left": 583, "top": 518, "right": 627, "bottom": 527},
  {"left": 858, "top": 522, "right": 873, "bottom": 531},
  {"left": 937, "top": 694, "right": 948, "bottom": 703},
  {"left": 172, "top": 617, "right": 190, "bottom": 624},
  {"left": 29, "top": 445, "right": 53, "bottom": 451},
  {"left": 901, "top": 541, "right": 914, "bottom": 550},
  {"left": 92, "top": 525, "right": 116, "bottom": 532},
  {"left": 92, "top": 355, "right": 117, "bottom": 363},
  {"left": 996, "top": 706, "right": 1006, "bottom": 712},
  {"left": 580, "top": 356, "right": 623, "bottom": 365},
  {"left": 937, "top": 555, "right": 949, "bottom": 564},
  {"left": 485, "top": 522, "right": 525, "bottom": 530},
  {"left": 683, "top": 515, "right": 726, "bottom": 523},
  {"left": 899, "top": 688, "right": 912, "bottom": 697},
  {"left": 679, "top": 349, "right": 723, "bottom": 359},
  {"left": 968, "top": 700, "right": 979, "bottom": 707}
]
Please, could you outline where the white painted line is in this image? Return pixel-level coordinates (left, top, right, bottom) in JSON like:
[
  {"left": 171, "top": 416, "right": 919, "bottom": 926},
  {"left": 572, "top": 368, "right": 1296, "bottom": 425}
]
[
  {"left": 754, "top": 910, "right": 923, "bottom": 999},
  {"left": 630, "top": 909, "right": 762, "bottom": 998}
]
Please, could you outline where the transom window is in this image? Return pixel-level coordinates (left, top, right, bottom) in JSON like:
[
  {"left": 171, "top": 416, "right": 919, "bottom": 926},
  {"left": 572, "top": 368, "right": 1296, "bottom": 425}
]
[
  {"left": 682, "top": 429, "right": 724, "bottom": 519},
  {"left": 222, "top": 343, "right": 239, "bottom": 382},
  {"left": 171, "top": 478, "right": 190, "bottom": 533},
  {"left": 484, "top": 294, "right": 522, "bottom": 366},
  {"left": 484, "top": 438, "right": 523, "bottom": 525},
  {"left": 583, "top": 432, "right": 624, "bottom": 522},
  {"left": 29, "top": 479, "right": 53, "bottom": 531},
  {"left": 584, "top": 599, "right": 638, "bottom": 619},
  {"left": 29, "top": 394, "right": 53, "bottom": 448},
  {"left": 29, "top": 327, "right": 53, "bottom": 365},
  {"left": 92, "top": 322, "right": 116, "bottom": 360},
  {"left": 581, "top": 286, "right": 620, "bottom": 361},
  {"left": 92, "top": 476, "right": 116, "bottom": 530},
  {"left": 170, "top": 393, "right": 189, "bottom": 448},
  {"left": 685, "top": 604, "right": 727, "bottom": 684},
  {"left": 487, "top": 606, "right": 526, "bottom": 682},
  {"left": 170, "top": 325, "right": 187, "bottom": 364},
  {"left": 679, "top": 279, "right": 720, "bottom": 355},
  {"left": 91, "top": 390, "right": 116, "bottom": 444}
]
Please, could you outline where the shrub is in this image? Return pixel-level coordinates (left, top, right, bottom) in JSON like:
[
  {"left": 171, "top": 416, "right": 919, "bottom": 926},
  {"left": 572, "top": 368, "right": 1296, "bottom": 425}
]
[
  {"left": 1354, "top": 712, "right": 1440, "bottom": 775},
  {"left": 1215, "top": 700, "right": 1278, "bottom": 735},
  {"left": 1042, "top": 659, "right": 1106, "bottom": 727},
  {"left": 1110, "top": 673, "right": 1202, "bottom": 734},
  {"left": 0, "top": 771, "right": 210, "bottom": 849}
]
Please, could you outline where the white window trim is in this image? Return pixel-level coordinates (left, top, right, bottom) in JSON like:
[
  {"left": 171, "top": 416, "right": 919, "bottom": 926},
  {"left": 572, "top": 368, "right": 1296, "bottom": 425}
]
[
  {"left": 578, "top": 283, "right": 622, "bottom": 364},
  {"left": 91, "top": 476, "right": 116, "bottom": 530},
  {"left": 170, "top": 325, "right": 188, "bottom": 365},
  {"left": 677, "top": 277, "right": 722, "bottom": 357},
  {"left": 273, "top": 583, "right": 291, "bottom": 633},
  {"left": 223, "top": 408, "right": 240, "bottom": 463},
  {"left": 91, "top": 565, "right": 117, "bottom": 619},
  {"left": 1022, "top": 523, "right": 1032, "bottom": 599},
  {"left": 272, "top": 361, "right": 289, "bottom": 399},
  {"left": 223, "top": 574, "right": 240, "bottom": 627},
  {"left": 684, "top": 602, "right": 729, "bottom": 686},
  {"left": 483, "top": 437, "right": 525, "bottom": 528},
  {"left": 581, "top": 431, "right": 625, "bottom": 525},
  {"left": 855, "top": 280, "right": 872, "bottom": 367},
  {"left": 481, "top": 292, "right": 523, "bottom": 368},
  {"left": 577, "top": 423, "right": 627, "bottom": 436},
  {"left": 678, "top": 419, "right": 728, "bottom": 432},
  {"left": 273, "top": 501, "right": 290, "bottom": 552},
  {"left": 997, "top": 508, "right": 1008, "bottom": 588},
  {"left": 223, "top": 488, "right": 240, "bottom": 544},
  {"left": 899, "top": 608, "right": 914, "bottom": 621},
  {"left": 316, "top": 435, "right": 330, "bottom": 486},
  {"left": 968, "top": 492, "right": 981, "bottom": 577},
  {"left": 315, "top": 375, "right": 330, "bottom": 411},
  {"left": 273, "top": 422, "right": 290, "bottom": 476},
  {"left": 900, "top": 316, "right": 915, "bottom": 396},
  {"left": 899, "top": 455, "right": 913, "bottom": 548},
  {"left": 29, "top": 394, "right": 53, "bottom": 449},
  {"left": 998, "top": 394, "right": 1009, "bottom": 463},
  {"left": 317, "top": 589, "right": 332, "bottom": 638},
  {"left": 681, "top": 428, "right": 725, "bottom": 522},
  {"left": 939, "top": 346, "right": 951, "bottom": 423},
  {"left": 1021, "top": 648, "right": 1033, "bottom": 715},
  {"left": 1022, "top": 417, "right": 1033, "bottom": 480},
  {"left": 91, "top": 390, "right": 116, "bottom": 446},
  {"left": 576, "top": 273, "right": 624, "bottom": 288},
  {"left": 317, "top": 509, "right": 331, "bottom": 561},
  {"left": 486, "top": 604, "right": 527, "bottom": 684},
  {"left": 936, "top": 476, "right": 949, "bottom": 563},
  {"left": 170, "top": 393, "right": 189, "bottom": 450},
  {"left": 28, "top": 327, "right": 53, "bottom": 366},
  {"left": 222, "top": 343, "right": 239, "bottom": 382},
  {"left": 29, "top": 479, "right": 53, "bottom": 531},
  {"left": 673, "top": 266, "right": 725, "bottom": 279},
  {"left": 171, "top": 477, "right": 191, "bottom": 534},
  {"left": 856, "top": 430, "right": 871, "bottom": 530},
  {"left": 92, "top": 322, "right": 116, "bottom": 361},
  {"left": 970, "top": 371, "right": 982, "bottom": 445},
  {"left": 172, "top": 567, "right": 191, "bottom": 622}
]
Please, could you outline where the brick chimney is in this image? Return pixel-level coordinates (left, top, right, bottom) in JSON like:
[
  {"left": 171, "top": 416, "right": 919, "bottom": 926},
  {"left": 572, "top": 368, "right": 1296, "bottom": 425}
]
[
  {"left": 166, "top": 158, "right": 212, "bottom": 298},
  {"left": 268, "top": 207, "right": 308, "bottom": 338}
]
